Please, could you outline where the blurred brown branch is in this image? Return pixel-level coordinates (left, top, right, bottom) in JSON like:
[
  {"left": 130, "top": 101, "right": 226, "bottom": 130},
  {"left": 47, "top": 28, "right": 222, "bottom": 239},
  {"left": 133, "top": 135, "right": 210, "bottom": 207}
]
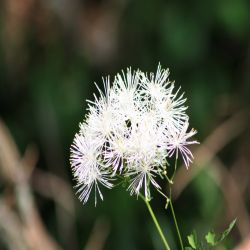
[
  {"left": 31, "top": 168, "right": 79, "bottom": 249},
  {"left": 173, "top": 110, "right": 248, "bottom": 199},
  {"left": 31, "top": 168, "right": 75, "bottom": 216},
  {"left": 0, "top": 118, "right": 62, "bottom": 250},
  {"left": 236, "top": 236, "right": 250, "bottom": 250},
  {"left": 84, "top": 218, "right": 110, "bottom": 250},
  {"left": 172, "top": 110, "right": 250, "bottom": 240},
  {"left": 206, "top": 151, "right": 250, "bottom": 238}
]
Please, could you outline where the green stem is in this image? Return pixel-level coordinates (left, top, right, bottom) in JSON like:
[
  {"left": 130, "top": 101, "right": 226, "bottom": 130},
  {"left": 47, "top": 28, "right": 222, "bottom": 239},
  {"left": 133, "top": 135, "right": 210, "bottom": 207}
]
[
  {"left": 165, "top": 156, "right": 184, "bottom": 250},
  {"left": 169, "top": 199, "right": 184, "bottom": 250},
  {"left": 170, "top": 156, "right": 178, "bottom": 181},
  {"left": 140, "top": 194, "right": 171, "bottom": 250}
]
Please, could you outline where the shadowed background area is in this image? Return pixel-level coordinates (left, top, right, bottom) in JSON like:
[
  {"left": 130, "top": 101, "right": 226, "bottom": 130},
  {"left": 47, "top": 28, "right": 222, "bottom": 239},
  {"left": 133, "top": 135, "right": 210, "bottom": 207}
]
[{"left": 0, "top": 0, "right": 250, "bottom": 249}]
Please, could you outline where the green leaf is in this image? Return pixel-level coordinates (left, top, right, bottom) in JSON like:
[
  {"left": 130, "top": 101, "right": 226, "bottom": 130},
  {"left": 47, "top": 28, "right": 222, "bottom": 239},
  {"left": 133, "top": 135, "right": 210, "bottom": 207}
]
[
  {"left": 205, "top": 219, "right": 237, "bottom": 247},
  {"left": 219, "top": 218, "right": 237, "bottom": 243},
  {"left": 185, "top": 247, "right": 194, "bottom": 250},
  {"left": 205, "top": 231, "right": 216, "bottom": 246},
  {"left": 187, "top": 233, "right": 197, "bottom": 249}
]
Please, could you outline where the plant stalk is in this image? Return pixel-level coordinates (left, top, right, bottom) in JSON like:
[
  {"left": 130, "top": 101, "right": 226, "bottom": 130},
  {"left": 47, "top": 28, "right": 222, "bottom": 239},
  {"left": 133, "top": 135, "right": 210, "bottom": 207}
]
[
  {"left": 140, "top": 194, "right": 171, "bottom": 250},
  {"left": 169, "top": 199, "right": 184, "bottom": 250}
]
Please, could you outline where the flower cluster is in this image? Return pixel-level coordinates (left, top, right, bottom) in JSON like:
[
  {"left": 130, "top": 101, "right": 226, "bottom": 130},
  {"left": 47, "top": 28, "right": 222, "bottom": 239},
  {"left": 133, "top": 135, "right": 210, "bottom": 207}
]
[{"left": 70, "top": 64, "right": 198, "bottom": 205}]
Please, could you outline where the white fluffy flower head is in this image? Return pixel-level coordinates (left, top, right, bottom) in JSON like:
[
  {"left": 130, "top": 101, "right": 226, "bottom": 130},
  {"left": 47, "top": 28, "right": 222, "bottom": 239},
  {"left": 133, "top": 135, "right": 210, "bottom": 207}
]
[{"left": 70, "top": 64, "right": 199, "bottom": 205}]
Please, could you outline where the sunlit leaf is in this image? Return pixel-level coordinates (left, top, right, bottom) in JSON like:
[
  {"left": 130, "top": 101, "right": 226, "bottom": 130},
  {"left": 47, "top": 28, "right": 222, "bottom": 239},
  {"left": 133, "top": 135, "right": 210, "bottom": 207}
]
[
  {"left": 205, "top": 231, "right": 216, "bottom": 246},
  {"left": 187, "top": 233, "right": 197, "bottom": 249}
]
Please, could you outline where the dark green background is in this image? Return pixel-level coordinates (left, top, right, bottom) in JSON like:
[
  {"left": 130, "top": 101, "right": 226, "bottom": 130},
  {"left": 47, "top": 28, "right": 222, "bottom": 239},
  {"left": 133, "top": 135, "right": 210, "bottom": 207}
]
[{"left": 0, "top": 0, "right": 250, "bottom": 249}]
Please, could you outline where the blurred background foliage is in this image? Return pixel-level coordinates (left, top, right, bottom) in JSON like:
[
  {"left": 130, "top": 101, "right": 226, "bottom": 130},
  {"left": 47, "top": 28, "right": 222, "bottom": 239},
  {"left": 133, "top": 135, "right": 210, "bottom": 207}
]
[{"left": 0, "top": 0, "right": 250, "bottom": 249}]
